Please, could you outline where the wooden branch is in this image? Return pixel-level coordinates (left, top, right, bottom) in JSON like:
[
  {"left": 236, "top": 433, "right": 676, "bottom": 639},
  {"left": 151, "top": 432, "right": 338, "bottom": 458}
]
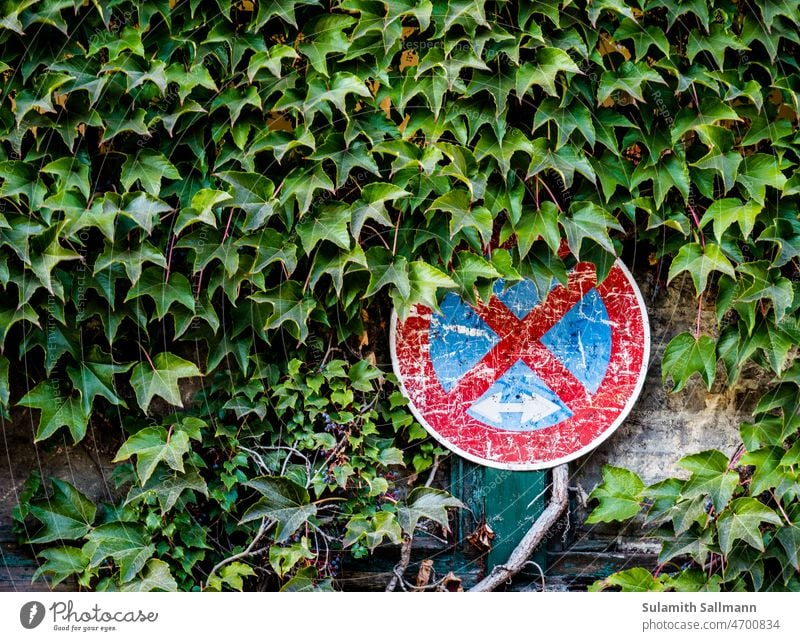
[
  {"left": 385, "top": 455, "right": 441, "bottom": 592},
  {"left": 469, "top": 464, "right": 570, "bottom": 592}
]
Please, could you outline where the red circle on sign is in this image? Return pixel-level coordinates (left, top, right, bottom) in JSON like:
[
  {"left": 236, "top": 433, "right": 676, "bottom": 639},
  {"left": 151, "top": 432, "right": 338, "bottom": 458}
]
[{"left": 390, "top": 260, "right": 650, "bottom": 470}]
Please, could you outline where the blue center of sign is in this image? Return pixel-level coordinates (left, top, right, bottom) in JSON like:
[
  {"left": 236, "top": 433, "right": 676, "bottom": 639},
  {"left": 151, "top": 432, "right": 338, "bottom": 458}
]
[
  {"left": 429, "top": 293, "right": 500, "bottom": 392},
  {"left": 540, "top": 288, "right": 611, "bottom": 394},
  {"left": 429, "top": 278, "right": 613, "bottom": 431},
  {"left": 467, "top": 360, "right": 573, "bottom": 431}
]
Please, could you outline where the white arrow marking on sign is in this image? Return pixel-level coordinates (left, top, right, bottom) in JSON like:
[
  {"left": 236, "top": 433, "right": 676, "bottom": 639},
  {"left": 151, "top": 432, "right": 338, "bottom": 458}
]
[{"left": 470, "top": 392, "right": 561, "bottom": 425}]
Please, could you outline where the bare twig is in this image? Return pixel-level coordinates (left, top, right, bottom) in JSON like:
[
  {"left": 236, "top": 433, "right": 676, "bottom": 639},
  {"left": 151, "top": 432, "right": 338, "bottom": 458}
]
[
  {"left": 469, "top": 464, "right": 569, "bottom": 592},
  {"left": 385, "top": 455, "right": 441, "bottom": 592},
  {"left": 204, "top": 517, "right": 272, "bottom": 589}
]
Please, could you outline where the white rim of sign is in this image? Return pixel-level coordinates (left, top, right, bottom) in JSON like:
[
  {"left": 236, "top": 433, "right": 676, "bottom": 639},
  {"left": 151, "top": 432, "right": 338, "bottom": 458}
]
[{"left": 389, "top": 259, "right": 651, "bottom": 471}]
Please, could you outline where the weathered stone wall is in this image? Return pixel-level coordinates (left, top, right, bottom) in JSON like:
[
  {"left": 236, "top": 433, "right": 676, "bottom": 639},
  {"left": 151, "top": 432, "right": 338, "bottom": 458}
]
[{"left": 572, "top": 270, "right": 766, "bottom": 494}]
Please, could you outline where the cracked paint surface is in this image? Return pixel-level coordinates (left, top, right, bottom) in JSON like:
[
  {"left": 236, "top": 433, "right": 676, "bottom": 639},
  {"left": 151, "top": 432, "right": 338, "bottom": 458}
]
[{"left": 391, "top": 261, "right": 650, "bottom": 470}]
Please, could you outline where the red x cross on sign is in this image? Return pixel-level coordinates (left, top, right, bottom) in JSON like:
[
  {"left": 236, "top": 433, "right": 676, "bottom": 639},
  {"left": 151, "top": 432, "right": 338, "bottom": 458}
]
[{"left": 391, "top": 260, "right": 650, "bottom": 470}]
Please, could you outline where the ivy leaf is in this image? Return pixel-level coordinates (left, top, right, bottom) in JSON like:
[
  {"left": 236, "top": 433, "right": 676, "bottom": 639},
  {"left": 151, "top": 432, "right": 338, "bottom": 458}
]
[
  {"left": 240, "top": 476, "right": 317, "bottom": 543},
  {"left": 474, "top": 125, "right": 534, "bottom": 176},
  {"left": 667, "top": 242, "right": 735, "bottom": 295},
  {"left": 19, "top": 382, "right": 89, "bottom": 443},
  {"left": 343, "top": 511, "right": 402, "bottom": 551},
  {"left": 717, "top": 498, "right": 781, "bottom": 555},
  {"left": 94, "top": 240, "right": 167, "bottom": 286},
  {"left": 120, "top": 150, "right": 181, "bottom": 194},
  {"left": 397, "top": 488, "right": 464, "bottom": 535},
  {"left": 700, "top": 198, "right": 762, "bottom": 243},
  {"left": 365, "top": 247, "right": 410, "bottom": 299},
  {"left": 297, "top": 15, "right": 356, "bottom": 76},
  {"left": 28, "top": 479, "right": 96, "bottom": 544},
  {"left": 428, "top": 189, "right": 492, "bottom": 245},
  {"left": 32, "top": 547, "right": 89, "bottom": 588},
  {"left": 516, "top": 47, "right": 582, "bottom": 98},
  {"left": 84, "top": 523, "right": 156, "bottom": 583},
  {"left": 124, "top": 267, "right": 195, "bottom": 320},
  {"left": 125, "top": 465, "right": 209, "bottom": 515},
  {"left": 691, "top": 150, "right": 742, "bottom": 195},
  {"left": 114, "top": 426, "right": 192, "bottom": 485},
  {"left": 30, "top": 235, "right": 82, "bottom": 295},
  {"left": 310, "top": 136, "right": 380, "bottom": 189},
  {"left": 597, "top": 60, "right": 665, "bottom": 104},
  {"left": 591, "top": 568, "right": 665, "bottom": 592},
  {"left": 350, "top": 183, "right": 408, "bottom": 240},
  {"left": 679, "top": 449, "right": 739, "bottom": 513},
  {"left": 247, "top": 44, "right": 300, "bottom": 80},
  {"left": 560, "top": 202, "right": 622, "bottom": 257},
  {"left": 392, "top": 261, "right": 458, "bottom": 318},
  {"left": 662, "top": 332, "right": 717, "bottom": 392},
  {"left": 515, "top": 202, "right": 561, "bottom": 257},
  {"left": 586, "top": 465, "right": 644, "bottom": 523},
  {"left": 120, "top": 192, "right": 173, "bottom": 236},
  {"left": 614, "top": 20, "right": 670, "bottom": 61},
  {"left": 775, "top": 525, "right": 800, "bottom": 571},
  {"left": 66, "top": 348, "right": 133, "bottom": 414},
  {"left": 89, "top": 26, "right": 144, "bottom": 59},
  {"left": 211, "top": 85, "right": 261, "bottom": 126},
  {"left": 736, "top": 262, "right": 794, "bottom": 322},
  {"left": 269, "top": 542, "right": 315, "bottom": 578},
  {"left": 686, "top": 24, "right": 748, "bottom": 69},
  {"left": 304, "top": 72, "right": 372, "bottom": 118},
  {"left": 296, "top": 203, "right": 352, "bottom": 254},
  {"left": 736, "top": 154, "right": 787, "bottom": 205},
  {"left": 119, "top": 559, "right": 177, "bottom": 592},
  {"left": 41, "top": 156, "right": 91, "bottom": 200},
  {"left": 215, "top": 171, "right": 276, "bottom": 232},
  {"left": 128, "top": 352, "right": 202, "bottom": 414},
  {"left": 251, "top": 281, "right": 317, "bottom": 342},
  {"left": 165, "top": 62, "right": 218, "bottom": 103},
  {"left": 239, "top": 229, "right": 298, "bottom": 275}
]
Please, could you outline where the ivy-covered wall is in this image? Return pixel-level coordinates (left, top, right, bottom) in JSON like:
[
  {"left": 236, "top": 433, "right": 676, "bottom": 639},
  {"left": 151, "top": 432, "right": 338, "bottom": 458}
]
[{"left": 1, "top": 0, "right": 799, "bottom": 592}]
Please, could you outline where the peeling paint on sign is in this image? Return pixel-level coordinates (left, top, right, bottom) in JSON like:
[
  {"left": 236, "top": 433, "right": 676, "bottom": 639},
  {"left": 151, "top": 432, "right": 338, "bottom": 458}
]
[{"left": 390, "top": 260, "right": 650, "bottom": 470}]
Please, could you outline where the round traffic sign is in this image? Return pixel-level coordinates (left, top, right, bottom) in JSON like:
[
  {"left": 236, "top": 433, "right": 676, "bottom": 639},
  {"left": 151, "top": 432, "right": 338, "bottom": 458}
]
[{"left": 390, "top": 260, "right": 650, "bottom": 470}]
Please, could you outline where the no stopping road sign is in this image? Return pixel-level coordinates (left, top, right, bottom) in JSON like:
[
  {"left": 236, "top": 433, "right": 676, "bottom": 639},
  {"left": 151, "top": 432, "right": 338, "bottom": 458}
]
[{"left": 390, "top": 260, "right": 650, "bottom": 470}]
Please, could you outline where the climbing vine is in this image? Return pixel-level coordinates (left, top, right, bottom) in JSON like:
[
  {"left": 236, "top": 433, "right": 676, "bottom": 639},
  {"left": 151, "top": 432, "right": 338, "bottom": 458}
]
[{"left": 0, "top": 0, "right": 798, "bottom": 590}]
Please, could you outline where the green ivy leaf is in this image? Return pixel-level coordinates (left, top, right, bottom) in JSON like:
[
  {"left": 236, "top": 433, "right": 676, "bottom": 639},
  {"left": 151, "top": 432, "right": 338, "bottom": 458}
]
[
  {"left": 124, "top": 267, "right": 195, "bottom": 320},
  {"left": 32, "top": 546, "right": 90, "bottom": 588},
  {"left": 19, "top": 382, "right": 89, "bottom": 443},
  {"left": 28, "top": 479, "right": 96, "bottom": 544},
  {"left": 700, "top": 198, "right": 762, "bottom": 243},
  {"left": 120, "top": 149, "right": 181, "bottom": 194},
  {"left": 240, "top": 476, "right": 317, "bottom": 543},
  {"left": 114, "top": 427, "right": 192, "bottom": 485},
  {"left": 717, "top": 498, "right": 782, "bottom": 555},
  {"left": 343, "top": 511, "right": 402, "bottom": 551},
  {"left": 66, "top": 348, "right": 133, "bottom": 414},
  {"left": 586, "top": 465, "right": 644, "bottom": 523},
  {"left": 251, "top": 281, "right": 317, "bottom": 342},
  {"left": 679, "top": 449, "right": 739, "bottom": 513},
  {"left": 667, "top": 242, "right": 735, "bottom": 295},
  {"left": 397, "top": 487, "right": 464, "bottom": 535},
  {"left": 119, "top": 559, "right": 177, "bottom": 592},
  {"left": 128, "top": 352, "right": 202, "bottom": 414},
  {"left": 561, "top": 202, "right": 622, "bottom": 257},
  {"left": 85, "top": 523, "right": 156, "bottom": 583},
  {"left": 661, "top": 332, "right": 717, "bottom": 392},
  {"left": 296, "top": 203, "right": 352, "bottom": 255},
  {"left": 597, "top": 60, "right": 665, "bottom": 104}
]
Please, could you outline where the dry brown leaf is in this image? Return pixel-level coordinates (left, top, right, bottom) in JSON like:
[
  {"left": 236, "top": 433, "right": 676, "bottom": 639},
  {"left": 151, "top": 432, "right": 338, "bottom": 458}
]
[
  {"left": 467, "top": 521, "right": 495, "bottom": 553},
  {"left": 415, "top": 558, "right": 433, "bottom": 589}
]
